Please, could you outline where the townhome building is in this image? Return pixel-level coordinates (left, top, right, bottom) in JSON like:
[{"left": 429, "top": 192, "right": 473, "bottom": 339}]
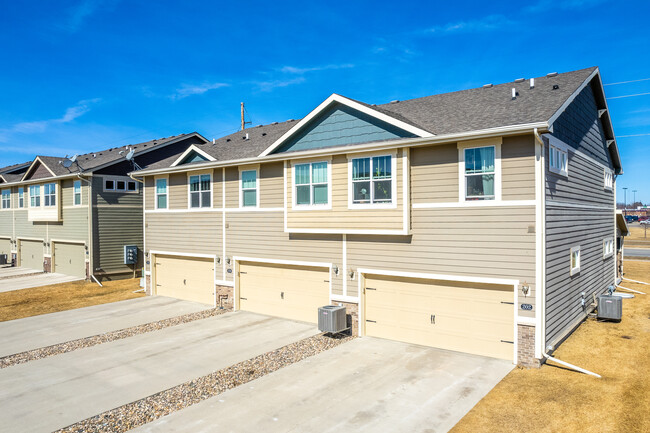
[
  {"left": 0, "top": 133, "right": 207, "bottom": 280},
  {"left": 133, "top": 67, "right": 620, "bottom": 367}
]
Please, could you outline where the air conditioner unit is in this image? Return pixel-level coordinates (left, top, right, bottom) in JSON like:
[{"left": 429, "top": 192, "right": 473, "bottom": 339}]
[
  {"left": 0, "top": 254, "right": 6, "bottom": 265},
  {"left": 597, "top": 294, "right": 622, "bottom": 321},
  {"left": 318, "top": 305, "right": 347, "bottom": 334}
]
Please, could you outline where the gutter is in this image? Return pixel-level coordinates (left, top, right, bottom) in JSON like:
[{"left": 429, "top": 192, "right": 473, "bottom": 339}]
[{"left": 131, "top": 122, "right": 550, "bottom": 177}]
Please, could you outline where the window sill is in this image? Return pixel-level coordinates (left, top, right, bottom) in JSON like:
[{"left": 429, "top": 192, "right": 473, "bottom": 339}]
[
  {"left": 291, "top": 204, "right": 332, "bottom": 211},
  {"left": 348, "top": 202, "right": 397, "bottom": 210},
  {"left": 549, "top": 167, "right": 568, "bottom": 177}
]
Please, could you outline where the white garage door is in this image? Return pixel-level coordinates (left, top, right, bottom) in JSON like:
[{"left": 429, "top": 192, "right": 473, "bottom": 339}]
[
  {"left": 364, "top": 275, "right": 515, "bottom": 360},
  {"left": 238, "top": 261, "right": 330, "bottom": 324},
  {"left": 154, "top": 255, "right": 215, "bottom": 305},
  {"left": 19, "top": 239, "right": 43, "bottom": 271},
  {"left": 53, "top": 242, "right": 86, "bottom": 278}
]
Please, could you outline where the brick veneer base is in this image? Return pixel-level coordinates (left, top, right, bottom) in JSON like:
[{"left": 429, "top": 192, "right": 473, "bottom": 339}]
[
  {"left": 215, "top": 285, "right": 233, "bottom": 309},
  {"left": 43, "top": 257, "right": 51, "bottom": 273},
  {"left": 517, "top": 324, "right": 540, "bottom": 368}
]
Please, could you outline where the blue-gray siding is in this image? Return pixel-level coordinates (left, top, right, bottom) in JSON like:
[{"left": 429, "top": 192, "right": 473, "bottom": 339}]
[{"left": 274, "top": 103, "right": 416, "bottom": 153}]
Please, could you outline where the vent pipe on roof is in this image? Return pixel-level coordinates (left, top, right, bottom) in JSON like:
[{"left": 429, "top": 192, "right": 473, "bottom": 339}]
[
  {"left": 530, "top": 78, "right": 535, "bottom": 89},
  {"left": 212, "top": 138, "right": 216, "bottom": 144},
  {"left": 512, "top": 88, "right": 517, "bottom": 100}
]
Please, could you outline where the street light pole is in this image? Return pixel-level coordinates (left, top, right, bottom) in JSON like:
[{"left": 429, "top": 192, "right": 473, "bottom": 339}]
[
  {"left": 623, "top": 187, "right": 628, "bottom": 217},
  {"left": 633, "top": 190, "right": 637, "bottom": 209}
]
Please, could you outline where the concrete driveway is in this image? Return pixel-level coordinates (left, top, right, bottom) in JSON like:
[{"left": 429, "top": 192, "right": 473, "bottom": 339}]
[
  {"left": 134, "top": 337, "right": 514, "bottom": 433},
  {"left": 0, "top": 265, "right": 42, "bottom": 279},
  {"left": 0, "top": 296, "right": 208, "bottom": 357},
  {"left": 0, "top": 311, "right": 318, "bottom": 433},
  {"left": 0, "top": 271, "right": 82, "bottom": 293}
]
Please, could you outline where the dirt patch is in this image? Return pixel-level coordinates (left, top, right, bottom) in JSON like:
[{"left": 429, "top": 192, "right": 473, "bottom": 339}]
[
  {"left": 450, "top": 260, "right": 650, "bottom": 433},
  {"left": 0, "top": 278, "right": 145, "bottom": 322}
]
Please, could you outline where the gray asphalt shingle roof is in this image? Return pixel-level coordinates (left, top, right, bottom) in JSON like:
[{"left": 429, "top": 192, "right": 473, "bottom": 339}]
[{"left": 157, "top": 67, "right": 598, "bottom": 169}]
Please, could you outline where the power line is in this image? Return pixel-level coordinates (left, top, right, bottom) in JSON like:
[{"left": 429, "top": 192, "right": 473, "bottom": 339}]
[
  {"left": 617, "top": 133, "right": 650, "bottom": 138},
  {"left": 606, "top": 92, "right": 650, "bottom": 100},
  {"left": 604, "top": 77, "right": 650, "bottom": 86}
]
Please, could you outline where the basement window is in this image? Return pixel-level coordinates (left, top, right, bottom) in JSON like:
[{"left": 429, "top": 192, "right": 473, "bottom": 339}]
[
  {"left": 189, "top": 174, "right": 211, "bottom": 208},
  {"left": 570, "top": 246, "right": 581, "bottom": 276},
  {"left": 549, "top": 145, "right": 568, "bottom": 176}
]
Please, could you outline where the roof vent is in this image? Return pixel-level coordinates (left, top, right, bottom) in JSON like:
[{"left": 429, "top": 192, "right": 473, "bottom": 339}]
[
  {"left": 390, "top": 100, "right": 400, "bottom": 104},
  {"left": 547, "top": 72, "right": 558, "bottom": 77},
  {"left": 288, "top": 119, "right": 295, "bottom": 122},
  {"left": 212, "top": 138, "right": 216, "bottom": 144},
  {"left": 262, "top": 133, "right": 267, "bottom": 136},
  {"left": 514, "top": 78, "right": 525, "bottom": 83},
  {"left": 552, "top": 84, "right": 559, "bottom": 90},
  {"left": 512, "top": 88, "right": 518, "bottom": 100},
  {"left": 272, "top": 122, "right": 278, "bottom": 125},
  {"left": 483, "top": 84, "right": 493, "bottom": 88},
  {"left": 530, "top": 78, "right": 535, "bottom": 89},
  {"left": 243, "top": 133, "right": 249, "bottom": 140},
  {"left": 93, "top": 154, "right": 96, "bottom": 158},
  {"left": 226, "top": 138, "right": 231, "bottom": 142}
]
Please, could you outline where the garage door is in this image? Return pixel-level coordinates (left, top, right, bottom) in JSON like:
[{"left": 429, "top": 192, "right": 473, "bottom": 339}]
[
  {"left": 0, "top": 238, "right": 10, "bottom": 256},
  {"left": 364, "top": 275, "right": 514, "bottom": 360},
  {"left": 53, "top": 242, "right": 86, "bottom": 278},
  {"left": 154, "top": 255, "right": 214, "bottom": 305},
  {"left": 238, "top": 262, "right": 330, "bottom": 324},
  {"left": 19, "top": 240, "right": 43, "bottom": 271}
]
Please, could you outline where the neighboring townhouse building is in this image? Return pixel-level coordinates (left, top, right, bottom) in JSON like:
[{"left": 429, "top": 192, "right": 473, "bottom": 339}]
[
  {"left": 0, "top": 133, "right": 207, "bottom": 279},
  {"left": 134, "top": 67, "right": 621, "bottom": 367}
]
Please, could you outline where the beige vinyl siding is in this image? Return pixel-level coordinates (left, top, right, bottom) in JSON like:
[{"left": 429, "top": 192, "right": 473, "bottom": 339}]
[
  {"left": 169, "top": 172, "right": 188, "bottom": 209},
  {"left": 225, "top": 212, "right": 343, "bottom": 295},
  {"left": 0, "top": 237, "right": 11, "bottom": 256},
  {"left": 0, "top": 212, "right": 12, "bottom": 238},
  {"left": 347, "top": 206, "right": 536, "bottom": 314},
  {"left": 411, "top": 143, "right": 458, "bottom": 203},
  {"left": 501, "top": 135, "right": 536, "bottom": 200},
  {"left": 94, "top": 206, "right": 142, "bottom": 274},
  {"left": 260, "top": 162, "right": 284, "bottom": 208},
  {"left": 225, "top": 167, "right": 239, "bottom": 208},
  {"left": 14, "top": 210, "right": 45, "bottom": 239},
  {"left": 212, "top": 168, "right": 223, "bottom": 207},
  {"left": 286, "top": 152, "right": 404, "bottom": 231}
]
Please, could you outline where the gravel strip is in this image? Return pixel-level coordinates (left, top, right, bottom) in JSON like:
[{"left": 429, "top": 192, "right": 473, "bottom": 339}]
[
  {"left": 55, "top": 333, "right": 353, "bottom": 433},
  {"left": 0, "top": 308, "right": 231, "bottom": 369},
  {"left": 0, "top": 271, "right": 44, "bottom": 280}
]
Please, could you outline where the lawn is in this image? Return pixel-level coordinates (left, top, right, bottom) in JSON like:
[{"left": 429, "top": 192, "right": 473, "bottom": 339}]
[
  {"left": 625, "top": 225, "right": 650, "bottom": 248},
  {"left": 450, "top": 260, "right": 650, "bottom": 433},
  {"left": 0, "top": 279, "right": 145, "bottom": 322}
]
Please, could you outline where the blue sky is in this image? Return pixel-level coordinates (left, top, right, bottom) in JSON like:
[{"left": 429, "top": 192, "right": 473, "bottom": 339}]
[{"left": 1, "top": 0, "right": 648, "bottom": 203}]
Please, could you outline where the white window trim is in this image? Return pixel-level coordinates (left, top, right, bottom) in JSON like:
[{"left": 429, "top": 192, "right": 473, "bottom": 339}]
[
  {"left": 187, "top": 171, "right": 213, "bottom": 209},
  {"left": 458, "top": 140, "right": 502, "bottom": 202},
  {"left": 347, "top": 151, "right": 398, "bottom": 210},
  {"left": 43, "top": 182, "right": 57, "bottom": 207},
  {"left": 604, "top": 169, "right": 613, "bottom": 191},
  {"left": 603, "top": 238, "right": 614, "bottom": 259},
  {"left": 547, "top": 136, "right": 569, "bottom": 177},
  {"left": 155, "top": 176, "right": 169, "bottom": 210},
  {"left": 1, "top": 189, "right": 10, "bottom": 210},
  {"left": 102, "top": 176, "right": 139, "bottom": 193},
  {"left": 291, "top": 160, "right": 332, "bottom": 210},
  {"left": 73, "top": 180, "right": 82, "bottom": 206},
  {"left": 239, "top": 166, "right": 260, "bottom": 208},
  {"left": 18, "top": 187, "right": 24, "bottom": 208},
  {"left": 29, "top": 185, "right": 41, "bottom": 208},
  {"left": 570, "top": 245, "right": 581, "bottom": 276}
]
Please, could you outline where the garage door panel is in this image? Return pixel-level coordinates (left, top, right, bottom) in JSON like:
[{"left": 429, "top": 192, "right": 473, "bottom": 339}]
[
  {"left": 239, "top": 262, "right": 329, "bottom": 324},
  {"left": 155, "top": 256, "right": 214, "bottom": 305},
  {"left": 53, "top": 242, "right": 86, "bottom": 278},
  {"left": 365, "top": 275, "right": 514, "bottom": 361},
  {"left": 19, "top": 240, "right": 43, "bottom": 271}
]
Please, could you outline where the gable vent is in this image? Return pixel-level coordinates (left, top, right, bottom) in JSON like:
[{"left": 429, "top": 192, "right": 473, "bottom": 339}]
[{"left": 547, "top": 72, "right": 558, "bottom": 77}]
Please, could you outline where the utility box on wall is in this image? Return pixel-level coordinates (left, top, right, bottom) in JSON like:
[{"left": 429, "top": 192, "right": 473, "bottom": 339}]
[{"left": 124, "top": 245, "right": 138, "bottom": 265}]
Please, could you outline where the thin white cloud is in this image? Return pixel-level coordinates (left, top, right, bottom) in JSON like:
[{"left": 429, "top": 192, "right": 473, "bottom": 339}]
[
  {"left": 62, "top": 0, "right": 118, "bottom": 32},
  {"left": 279, "top": 64, "right": 354, "bottom": 75},
  {"left": 8, "top": 99, "right": 101, "bottom": 135},
  {"left": 170, "top": 82, "right": 230, "bottom": 100},
  {"left": 423, "top": 14, "right": 514, "bottom": 35},
  {"left": 255, "top": 77, "right": 306, "bottom": 92},
  {"left": 525, "top": 0, "right": 609, "bottom": 13}
]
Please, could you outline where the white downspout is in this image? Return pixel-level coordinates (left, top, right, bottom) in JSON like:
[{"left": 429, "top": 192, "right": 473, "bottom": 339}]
[
  {"left": 77, "top": 174, "right": 93, "bottom": 282},
  {"left": 533, "top": 128, "right": 546, "bottom": 361},
  {"left": 543, "top": 351, "right": 601, "bottom": 378}
]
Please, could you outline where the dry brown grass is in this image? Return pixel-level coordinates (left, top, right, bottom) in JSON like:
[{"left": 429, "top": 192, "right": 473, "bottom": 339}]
[
  {"left": 0, "top": 279, "right": 145, "bottom": 322},
  {"left": 451, "top": 260, "right": 650, "bottom": 433},
  {"left": 625, "top": 225, "right": 650, "bottom": 248}
]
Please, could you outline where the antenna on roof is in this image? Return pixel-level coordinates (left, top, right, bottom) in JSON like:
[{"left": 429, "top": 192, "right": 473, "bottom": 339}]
[
  {"left": 241, "top": 102, "right": 252, "bottom": 130},
  {"left": 124, "top": 147, "right": 143, "bottom": 171},
  {"left": 60, "top": 154, "right": 79, "bottom": 170}
]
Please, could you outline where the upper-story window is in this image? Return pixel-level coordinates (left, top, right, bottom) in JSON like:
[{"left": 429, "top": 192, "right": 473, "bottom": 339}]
[
  {"left": 1, "top": 190, "right": 10, "bottom": 209},
  {"left": 351, "top": 155, "right": 392, "bottom": 204},
  {"left": 18, "top": 187, "right": 24, "bottom": 208},
  {"left": 29, "top": 185, "right": 41, "bottom": 207},
  {"left": 44, "top": 183, "right": 56, "bottom": 207},
  {"left": 189, "top": 174, "right": 211, "bottom": 208},
  {"left": 549, "top": 145, "right": 568, "bottom": 176},
  {"left": 603, "top": 238, "right": 614, "bottom": 258},
  {"left": 604, "top": 170, "right": 613, "bottom": 190},
  {"left": 104, "top": 177, "right": 138, "bottom": 192},
  {"left": 73, "top": 181, "right": 82, "bottom": 206},
  {"left": 295, "top": 162, "right": 328, "bottom": 206},
  {"left": 241, "top": 170, "right": 258, "bottom": 207},
  {"left": 156, "top": 178, "right": 167, "bottom": 209},
  {"left": 570, "top": 246, "right": 581, "bottom": 276},
  {"left": 464, "top": 146, "right": 495, "bottom": 200}
]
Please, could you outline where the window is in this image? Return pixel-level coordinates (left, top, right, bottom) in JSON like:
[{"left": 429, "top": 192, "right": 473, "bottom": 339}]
[
  {"left": 604, "top": 170, "right": 613, "bottom": 190},
  {"left": 156, "top": 178, "right": 167, "bottom": 209},
  {"left": 1, "top": 190, "right": 9, "bottom": 209},
  {"left": 241, "top": 170, "right": 257, "bottom": 207},
  {"left": 351, "top": 155, "right": 392, "bottom": 204},
  {"left": 464, "top": 146, "right": 495, "bottom": 200},
  {"left": 44, "top": 183, "right": 56, "bottom": 207},
  {"left": 603, "top": 238, "right": 614, "bottom": 258},
  {"left": 570, "top": 246, "right": 581, "bottom": 276},
  {"left": 295, "top": 162, "right": 328, "bottom": 206},
  {"left": 549, "top": 145, "right": 568, "bottom": 176},
  {"left": 73, "top": 181, "right": 82, "bottom": 206},
  {"left": 18, "top": 187, "right": 24, "bottom": 208},
  {"left": 105, "top": 180, "right": 115, "bottom": 191},
  {"left": 29, "top": 185, "right": 40, "bottom": 207},
  {"left": 189, "top": 174, "right": 211, "bottom": 208},
  {"left": 116, "top": 180, "right": 126, "bottom": 191},
  {"left": 127, "top": 181, "right": 137, "bottom": 191}
]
